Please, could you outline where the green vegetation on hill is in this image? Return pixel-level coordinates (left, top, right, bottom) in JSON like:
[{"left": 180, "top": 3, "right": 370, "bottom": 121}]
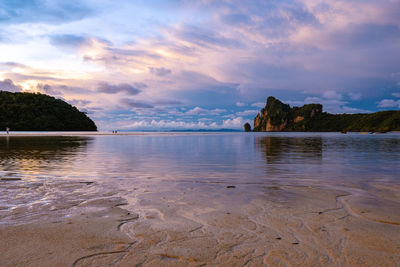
[
  {"left": 0, "top": 91, "right": 97, "bottom": 131},
  {"left": 252, "top": 96, "right": 400, "bottom": 132}
]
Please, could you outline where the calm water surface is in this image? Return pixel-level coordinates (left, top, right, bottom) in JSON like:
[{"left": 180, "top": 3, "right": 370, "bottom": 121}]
[{"left": 1, "top": 132, "right": 399, "bottom": 224}]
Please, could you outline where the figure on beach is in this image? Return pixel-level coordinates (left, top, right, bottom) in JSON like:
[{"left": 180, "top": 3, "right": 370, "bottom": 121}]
[{"left": 6, "top": 127, "right": 9, "bottom": 134}]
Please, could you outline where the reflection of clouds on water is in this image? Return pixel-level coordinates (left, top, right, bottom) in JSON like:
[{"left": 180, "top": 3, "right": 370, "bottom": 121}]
[
  {"left": 0, "top": 136, "right": 93, "bottom": 178},
  {"left": 0, "top": 136, "right": 110, "bottom": 225},
  {"left": 0, "top": 136, "right": 92, "bottom": 158}
]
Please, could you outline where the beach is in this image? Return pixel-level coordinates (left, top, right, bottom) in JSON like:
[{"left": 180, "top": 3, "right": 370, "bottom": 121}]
[
  {"left": 1, "top": 180, "right": 400, "bottom": 266},
  {"left": 1, "top": 133, "right": 399, "bottom": 266}
]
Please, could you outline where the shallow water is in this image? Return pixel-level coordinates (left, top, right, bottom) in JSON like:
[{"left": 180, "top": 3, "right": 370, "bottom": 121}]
[
  {"left": 2, "top": 132, "right": 400, "bottom": 265},
  {"left": 0, "top": 132, "right": 399, "bottom": 224}
]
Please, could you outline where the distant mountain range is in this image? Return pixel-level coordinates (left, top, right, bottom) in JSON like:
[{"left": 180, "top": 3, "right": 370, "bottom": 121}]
[
  {"left": 0, "top": 91, "right": 97, "bottom": 131},
  {"left": 251, "top": 96, "right": 400, "bottom": 132}
]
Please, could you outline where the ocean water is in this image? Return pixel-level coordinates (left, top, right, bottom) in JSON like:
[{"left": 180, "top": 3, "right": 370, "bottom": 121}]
[{"left": 0, "top": 132, "right": 399, "bottom": 224}]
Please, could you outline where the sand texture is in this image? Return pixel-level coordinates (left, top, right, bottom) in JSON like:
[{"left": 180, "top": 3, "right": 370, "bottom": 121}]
[{"left": 1, "top": 180, "right": 399, "bottom": 267}]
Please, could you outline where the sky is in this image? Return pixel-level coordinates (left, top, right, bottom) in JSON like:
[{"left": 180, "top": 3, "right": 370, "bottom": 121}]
[{"left": 0, "top": 0, "right": 399, "bottom": 130}]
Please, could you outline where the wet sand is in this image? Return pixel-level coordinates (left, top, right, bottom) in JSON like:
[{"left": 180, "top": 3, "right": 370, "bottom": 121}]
[
  {"left": 0, "top": 197, "right": 138, "bottom": 267},
  {"left": 1, "top": 181, "right": 399, "bottom": 267}
]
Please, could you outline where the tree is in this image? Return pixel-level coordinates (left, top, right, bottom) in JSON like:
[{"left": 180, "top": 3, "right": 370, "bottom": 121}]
[{"left": 0, "top": 91, "right": 97, "bottom": 131}]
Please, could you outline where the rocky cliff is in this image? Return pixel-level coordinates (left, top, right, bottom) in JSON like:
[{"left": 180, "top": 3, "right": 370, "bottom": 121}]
[
  {"left": 252, "top": 96, "right": 400, "bottom": 132},
  {"left": 253, "top": 97, "right": 322, "bottom": 131}
]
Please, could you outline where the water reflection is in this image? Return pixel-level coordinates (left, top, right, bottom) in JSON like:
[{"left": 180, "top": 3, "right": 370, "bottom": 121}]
[
  {"left": 0, "top": 136, "right": 93, "bottom": 177},
  {"left": 255, "top": 136, "right": 322, "bottom": 164},
  {"left": 255, "top": 133, "right": 400, "bottom": 182}
]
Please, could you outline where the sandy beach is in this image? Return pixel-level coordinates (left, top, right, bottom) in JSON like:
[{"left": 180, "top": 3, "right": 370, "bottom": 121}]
[
  {"left": 1, "top": 179, "right": 399, "bottom": 267},
  {"left": 1, "top": 133, "right": 399, "bottom": 266}
]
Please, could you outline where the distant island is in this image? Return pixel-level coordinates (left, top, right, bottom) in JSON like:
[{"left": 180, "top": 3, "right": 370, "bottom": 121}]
[
  {"left": 0, "top": 91, "right": 97, "bottom": 131},
  {"left": 249, "top": 96, "right": 400, "bottom": 132}
]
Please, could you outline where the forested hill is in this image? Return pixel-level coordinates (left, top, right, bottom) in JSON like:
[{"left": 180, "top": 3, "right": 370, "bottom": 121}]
[
  {"left": 252, "top": 96, "right": 400, "bottom": 132},
  {"left": 0, "top": 91, "right": 97, "bottom": 131}
]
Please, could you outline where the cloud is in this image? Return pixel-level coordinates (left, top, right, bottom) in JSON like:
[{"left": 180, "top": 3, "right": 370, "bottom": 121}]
[
  {"left": 222, "top": 117, "right": 244, "bottom": 128},
  {"left": 116, "top": 119, "right": 210, "bottom": 130},
  {"left": 98, "top": 82, "right": 142, "bottom": 95},
  {"left": 153, "top": 99, "right": 183, "bottom": 105},
  {"left": 176, "top": 71, "right": 240, "bottom": 93},
  {"left": 122, "top": 99, "right": 154, "bottom": 109},
  {"left": 36, "top": 83, "right": 62, "bottom": 95},
  {"left": 220, "top": 13, "right": 251, "bottom": 26},
  {"left": 0, "top": 0, "right": 92, "bottom": 25},
  {"left": 0, "top": 79, "right": 22, "bottom": 92},
  {"left": 68, "top": 99, "right": 91, "bottom": 107},
  {"left": 236, "top": 102, "right": 246, "bottom": 107},
  {"left": 185, "top": 107, "right": 226, "bottom": 115},
  {"left": 340, "top": 106, "right": 371, "bottom": 114},
  {"left": 322, "top": 90, "right": 342, "bottom": 100},
  {"left": 49, "top": 34, "right": 90, "bottom": 48},
  {"left": 105, "top": 47, "right": 160, "bottom": 58},
  {"left": 149, "top": 67, "right": 172, "bottom": 77},
  {"left": 236, "top": 110, "right": 259, "bottom": 116},
  {"left": 348, "top": 92, "right": 362, "bottom": 100},
  {"left": 377, "top": 99, "right": 400, "bottom": 108},
  {"left": 36, "top": 83, "right": 92, "bottom": 96},
  {"left": 302, "top": 96, "right": 371, "bottom": 114},
  {"left": 0, "top": 62, "right": 27, "bottom": 68},
  {"left": 392, "top": 92, "right": 400, "bottom": 98},
  {"left": 174, "top": 24, "right": 243, "bottom": 48},
  {"left": 111, "top": 117, "right": 245, "bottom": 130},
  {"left": 331, "top": 24, "right": 400, "bottom": 48},
  {"left": 251, "top": 102, "right": 265, "bottom": 108},
  {"left": 48, "top": 34, "right": 112, "bottom": 49}
]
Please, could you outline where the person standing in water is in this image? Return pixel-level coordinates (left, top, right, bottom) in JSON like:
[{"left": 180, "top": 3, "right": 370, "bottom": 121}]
[{"left": 6, "top": 127, "right": 9, "bottom": 134}]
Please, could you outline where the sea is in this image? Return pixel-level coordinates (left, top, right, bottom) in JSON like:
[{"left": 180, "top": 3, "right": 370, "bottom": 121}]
[{"left": 0, "top": 132, "right": 399, "bottom": 225}]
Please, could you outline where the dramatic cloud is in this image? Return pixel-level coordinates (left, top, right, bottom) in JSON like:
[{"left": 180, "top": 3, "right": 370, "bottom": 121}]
[
  {"left": 0, "top": 0, "right": 399, "bottom": 130},
  {"left": 174, "top": 24, "right": 243, "bottom": 49},
  {"left": 0, "top": 62, "right": 27, "bottom": 68},
  {"left": 68, "top": 99, "right": 91, "bottom": 107},
  {"left": 149, "top": 67, "right": 172, "bottom": 77},
  {"left": 36, "top": 84, "right": 92, "bottom": 96},
  {"left": 378, "top": 99, "right": 400, "bottom": 108},
  {"left": 98, "top": 82, "right": 143, "bottom": 95},
  {"left": 122, "top": 99, "right": 154, "bottom": 109},
  {"left": 185, "top": 107, "right": 226, "bottom": 116},
  {"left": 36, "top": 83, "right": 62, "bottom": 95},
  {"left": 0, "top": 79, "right": 22, "bottom": 92},
  {"left": 48, "top": 34, "right": 112, "bottom": 49}
]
